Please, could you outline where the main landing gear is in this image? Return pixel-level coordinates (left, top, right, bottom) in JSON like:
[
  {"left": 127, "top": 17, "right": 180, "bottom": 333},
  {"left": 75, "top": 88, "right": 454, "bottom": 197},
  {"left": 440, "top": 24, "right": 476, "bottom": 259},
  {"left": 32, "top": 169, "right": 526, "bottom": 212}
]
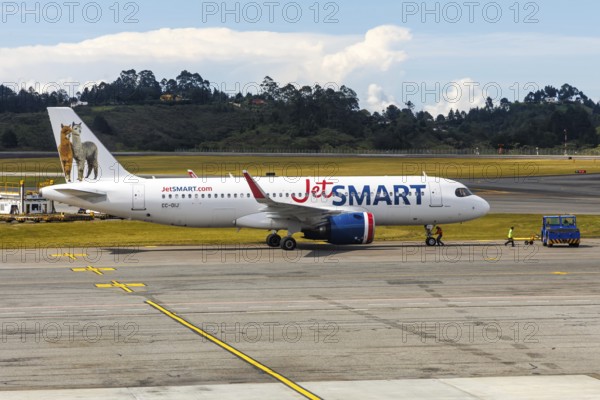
[
  {"left": 266, "top": 232, "right": 281, "bottom": 247},
  {"left": 266, "top": 230, "right": 297, "bottom": 251}
]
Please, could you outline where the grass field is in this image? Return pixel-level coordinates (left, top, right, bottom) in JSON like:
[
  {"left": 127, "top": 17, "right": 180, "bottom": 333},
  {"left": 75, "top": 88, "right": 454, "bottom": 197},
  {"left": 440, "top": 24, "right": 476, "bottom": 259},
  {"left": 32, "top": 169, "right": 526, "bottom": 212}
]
[
  {"left": 1, "top": 214, "right": 598, "bottom": 249},
  {"left": 1, "top": 155, "right": 599, "bottom": 184}
]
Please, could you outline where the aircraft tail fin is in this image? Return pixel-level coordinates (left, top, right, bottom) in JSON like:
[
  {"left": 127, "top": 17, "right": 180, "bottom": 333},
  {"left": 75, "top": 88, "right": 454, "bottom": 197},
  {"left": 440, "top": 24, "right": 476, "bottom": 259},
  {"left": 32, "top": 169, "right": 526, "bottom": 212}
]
[{"left": 48, "top": 107, "right": 132, "bottom": 183}]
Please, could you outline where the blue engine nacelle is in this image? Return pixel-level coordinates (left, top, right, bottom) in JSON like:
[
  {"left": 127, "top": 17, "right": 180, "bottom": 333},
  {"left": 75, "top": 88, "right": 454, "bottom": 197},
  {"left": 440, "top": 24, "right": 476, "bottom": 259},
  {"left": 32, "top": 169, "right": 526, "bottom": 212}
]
[{"left": 302, "top": 212, "right": 375, "bottom": 245}]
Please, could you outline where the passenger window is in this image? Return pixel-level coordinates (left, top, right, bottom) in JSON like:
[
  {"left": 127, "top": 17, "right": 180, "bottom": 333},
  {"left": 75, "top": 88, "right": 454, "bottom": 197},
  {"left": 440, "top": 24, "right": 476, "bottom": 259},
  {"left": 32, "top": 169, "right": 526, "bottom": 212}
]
[{"left": 162, "top": 194, "right": 165, "bottom": 199}]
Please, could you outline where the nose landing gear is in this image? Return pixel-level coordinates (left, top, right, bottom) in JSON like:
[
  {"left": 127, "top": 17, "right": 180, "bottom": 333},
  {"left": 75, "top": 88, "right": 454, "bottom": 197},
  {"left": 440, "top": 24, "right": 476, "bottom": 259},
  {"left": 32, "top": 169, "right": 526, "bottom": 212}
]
[{"left": 424, "top": 224, "right": 436, "bottom": 246}]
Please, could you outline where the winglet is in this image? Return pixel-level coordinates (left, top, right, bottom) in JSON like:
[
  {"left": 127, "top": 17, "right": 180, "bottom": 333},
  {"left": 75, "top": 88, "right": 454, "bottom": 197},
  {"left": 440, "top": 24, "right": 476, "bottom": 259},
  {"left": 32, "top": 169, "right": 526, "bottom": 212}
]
[
  {"left": 243, "top": 170, "right": 271, "bottom": 204},
  {"left": 187, "top": 169, "right": 198, "bottom": 178}
]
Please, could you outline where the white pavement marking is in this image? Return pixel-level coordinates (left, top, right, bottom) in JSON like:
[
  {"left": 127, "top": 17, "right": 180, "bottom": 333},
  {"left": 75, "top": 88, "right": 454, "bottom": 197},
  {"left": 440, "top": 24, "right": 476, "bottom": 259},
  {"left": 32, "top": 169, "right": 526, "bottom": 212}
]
[{"left": 2, "top": 376, "right": 600, "bottom": 400}]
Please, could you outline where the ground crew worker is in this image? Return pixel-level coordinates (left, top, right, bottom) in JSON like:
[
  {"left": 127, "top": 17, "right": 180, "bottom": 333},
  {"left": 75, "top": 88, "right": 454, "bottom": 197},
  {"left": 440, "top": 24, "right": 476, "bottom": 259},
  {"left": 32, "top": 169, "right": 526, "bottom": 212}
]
[
  {"left": 435, "top": 225, "right": 444, "bottom": 246},
  {"left": 505, "top": 226, "right": 515, "bottom": 247}
]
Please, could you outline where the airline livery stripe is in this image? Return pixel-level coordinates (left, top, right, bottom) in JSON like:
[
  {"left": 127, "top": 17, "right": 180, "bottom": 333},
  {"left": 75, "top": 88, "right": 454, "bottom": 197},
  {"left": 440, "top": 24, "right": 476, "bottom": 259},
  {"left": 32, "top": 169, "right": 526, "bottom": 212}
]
[
  {"left": 145, "top": 300, "right": 322, "bottom": 400},
  {"left": 362, "top": 212, "right": 368, "bottom": 244},
  {"left": 367, "top": 212, "right": 375, "bottom": 243}
]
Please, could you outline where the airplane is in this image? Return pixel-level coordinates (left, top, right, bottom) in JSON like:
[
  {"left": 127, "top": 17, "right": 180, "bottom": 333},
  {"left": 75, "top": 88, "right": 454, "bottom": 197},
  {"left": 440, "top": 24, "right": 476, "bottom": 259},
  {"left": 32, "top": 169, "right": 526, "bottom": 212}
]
[{"left": 42, "top": 107, "right": 490, "bottom": 250}]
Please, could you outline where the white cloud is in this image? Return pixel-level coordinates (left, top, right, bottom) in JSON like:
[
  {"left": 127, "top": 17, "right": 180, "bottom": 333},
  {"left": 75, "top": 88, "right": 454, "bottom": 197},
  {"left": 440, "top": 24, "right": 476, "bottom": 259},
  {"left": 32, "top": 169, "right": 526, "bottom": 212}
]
[
  {"left": 322, "top": 25, "right": 410, "bottom": 81},
  {"left": 423, "top": 78, "right": 487, "bottom": 117},
  {"left": 366, "top": 84, "right": 397, "bottom": 113},
  {"left": 0, "top": 25, "right": 411, "bottom": 99}
]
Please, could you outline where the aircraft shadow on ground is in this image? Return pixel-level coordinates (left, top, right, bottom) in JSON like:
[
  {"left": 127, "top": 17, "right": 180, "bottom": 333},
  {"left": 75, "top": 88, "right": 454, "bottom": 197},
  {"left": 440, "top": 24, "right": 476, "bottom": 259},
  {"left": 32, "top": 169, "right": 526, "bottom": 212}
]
[{"left": 102, "top": 241, "right": 524, "bottom": 259}]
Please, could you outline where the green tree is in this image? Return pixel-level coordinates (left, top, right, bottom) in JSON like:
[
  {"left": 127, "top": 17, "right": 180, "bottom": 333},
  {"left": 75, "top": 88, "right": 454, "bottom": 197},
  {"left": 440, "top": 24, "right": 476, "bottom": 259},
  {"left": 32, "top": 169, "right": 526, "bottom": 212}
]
[{"left": 2, "top": 129, "right": 18, "bottom": 148}]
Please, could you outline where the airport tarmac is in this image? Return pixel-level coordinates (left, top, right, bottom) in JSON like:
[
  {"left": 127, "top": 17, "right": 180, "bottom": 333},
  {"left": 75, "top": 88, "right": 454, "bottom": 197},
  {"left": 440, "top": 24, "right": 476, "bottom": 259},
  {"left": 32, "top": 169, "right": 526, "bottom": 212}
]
[
  {"left": 1, "top": 240, "right": 599, "bottom": 399},
  {"left": 467, "top": 173, "right": 600, "bottom": 214}
]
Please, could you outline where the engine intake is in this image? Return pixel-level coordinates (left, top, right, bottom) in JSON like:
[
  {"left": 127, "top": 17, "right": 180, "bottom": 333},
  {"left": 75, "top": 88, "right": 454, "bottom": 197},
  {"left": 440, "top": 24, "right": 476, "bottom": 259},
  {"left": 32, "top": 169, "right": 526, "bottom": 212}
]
[{"left": 303, "top": 212, "right": 375, "bottom": 245}]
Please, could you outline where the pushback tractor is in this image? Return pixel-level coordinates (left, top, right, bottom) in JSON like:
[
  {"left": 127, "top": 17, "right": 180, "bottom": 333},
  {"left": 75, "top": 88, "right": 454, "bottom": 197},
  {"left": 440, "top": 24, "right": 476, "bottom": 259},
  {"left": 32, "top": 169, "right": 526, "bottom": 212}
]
[{"left": 541, "top": 215, "right": 581, "bottom": 247}]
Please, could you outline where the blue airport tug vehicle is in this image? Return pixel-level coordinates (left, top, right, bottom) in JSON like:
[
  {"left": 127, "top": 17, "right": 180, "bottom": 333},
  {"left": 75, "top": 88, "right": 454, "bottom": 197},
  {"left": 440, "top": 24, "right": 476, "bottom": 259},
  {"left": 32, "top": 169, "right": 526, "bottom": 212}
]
[{"left": 541, "top": 215, "right": 581, "bottom": 247}]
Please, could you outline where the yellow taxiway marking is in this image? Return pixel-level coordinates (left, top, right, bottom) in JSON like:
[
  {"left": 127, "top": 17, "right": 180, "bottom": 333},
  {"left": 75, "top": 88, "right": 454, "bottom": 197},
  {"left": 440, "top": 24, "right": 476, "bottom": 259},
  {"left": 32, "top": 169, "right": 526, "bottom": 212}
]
[
  {"left": 552, "top": 272, "right": 569, "bottom": 275},
  {"left": 50, "top": 253, "right": 88, "bottom": 260},
  {"left": 72, "top": 266, "right": 116, "bottom": 275},
  {"left": 95, "top": 280, "right": 146, "bottom": 293},
  {"left": 146, "top": 300, "right": 322, "bottom": 400}
]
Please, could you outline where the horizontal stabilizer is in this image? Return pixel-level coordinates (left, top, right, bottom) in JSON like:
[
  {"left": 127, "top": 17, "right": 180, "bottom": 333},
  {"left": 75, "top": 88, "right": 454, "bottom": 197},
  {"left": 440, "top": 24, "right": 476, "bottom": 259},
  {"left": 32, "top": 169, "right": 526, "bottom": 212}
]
[{"left": 54, "top": 187, "right": 107, "bottom": 200}]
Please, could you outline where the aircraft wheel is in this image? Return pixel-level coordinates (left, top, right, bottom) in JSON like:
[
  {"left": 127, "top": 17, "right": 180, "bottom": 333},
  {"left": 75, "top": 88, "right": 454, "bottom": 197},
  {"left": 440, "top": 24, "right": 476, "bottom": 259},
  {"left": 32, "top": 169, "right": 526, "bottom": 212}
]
[
  {"left": 281, "top": 237, "right": 297, "bottom": 251},
  {"left": 426, "top": 237, "right": 437, "bottom": 246},
  {"left": 266, "top": 233, "right": 281, "bottom": 248}
]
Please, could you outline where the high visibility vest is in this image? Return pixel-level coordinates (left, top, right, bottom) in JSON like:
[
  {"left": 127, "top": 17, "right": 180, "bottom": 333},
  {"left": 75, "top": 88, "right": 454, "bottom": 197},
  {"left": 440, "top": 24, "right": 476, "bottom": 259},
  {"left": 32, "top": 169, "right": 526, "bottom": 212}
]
[{"left": 508, "top": 228, "right": 514, "bottom": 238}]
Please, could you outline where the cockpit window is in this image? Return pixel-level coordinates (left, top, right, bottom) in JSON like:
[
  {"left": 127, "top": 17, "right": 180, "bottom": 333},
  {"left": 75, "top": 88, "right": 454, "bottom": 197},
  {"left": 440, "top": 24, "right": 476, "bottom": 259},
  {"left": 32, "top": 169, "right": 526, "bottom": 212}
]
[{"left": 455, "top": 187, "right": 473, "bottom": 197}]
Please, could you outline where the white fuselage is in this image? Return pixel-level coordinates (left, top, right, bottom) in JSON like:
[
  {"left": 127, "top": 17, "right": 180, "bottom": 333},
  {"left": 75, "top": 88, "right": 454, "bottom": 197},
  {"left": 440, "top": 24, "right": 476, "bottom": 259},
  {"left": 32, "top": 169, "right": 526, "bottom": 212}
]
[{"left": 41, "top": 175, "right": 490, "bottom": 229}]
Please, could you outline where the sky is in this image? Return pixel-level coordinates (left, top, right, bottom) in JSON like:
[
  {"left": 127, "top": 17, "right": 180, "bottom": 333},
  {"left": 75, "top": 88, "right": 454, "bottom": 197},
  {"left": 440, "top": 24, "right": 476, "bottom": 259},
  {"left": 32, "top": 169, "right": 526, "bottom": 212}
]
[{"left": 0, "top": 0, "right": 598, "bottom": 115}]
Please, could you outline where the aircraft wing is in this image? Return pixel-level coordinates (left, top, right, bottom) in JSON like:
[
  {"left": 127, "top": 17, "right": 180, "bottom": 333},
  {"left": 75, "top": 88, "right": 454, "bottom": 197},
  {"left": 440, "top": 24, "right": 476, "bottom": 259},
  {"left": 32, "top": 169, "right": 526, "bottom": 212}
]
[{"left": 243, "top": 170, "right": 347, "bottom": 223}]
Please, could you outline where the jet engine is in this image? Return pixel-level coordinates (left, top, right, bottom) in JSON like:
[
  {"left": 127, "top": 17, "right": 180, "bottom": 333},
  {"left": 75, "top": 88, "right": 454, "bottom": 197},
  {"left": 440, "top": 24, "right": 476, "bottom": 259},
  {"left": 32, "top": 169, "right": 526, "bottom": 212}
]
[{"left": 302, "top": 212, "right": 375, "bottom": 245}]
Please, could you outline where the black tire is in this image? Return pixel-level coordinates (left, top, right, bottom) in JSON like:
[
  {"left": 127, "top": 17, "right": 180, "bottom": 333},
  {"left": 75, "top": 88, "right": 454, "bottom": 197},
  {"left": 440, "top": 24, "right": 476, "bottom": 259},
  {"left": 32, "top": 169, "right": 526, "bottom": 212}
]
[
  {"left": 266, "top": 233, "right": 281, "bottom": 248},
  {"left": 281, "top": 237, "right": 297, "bottom": 251},
  {"left": 426, "top": 237, "right": 437, "bottom": 246}
]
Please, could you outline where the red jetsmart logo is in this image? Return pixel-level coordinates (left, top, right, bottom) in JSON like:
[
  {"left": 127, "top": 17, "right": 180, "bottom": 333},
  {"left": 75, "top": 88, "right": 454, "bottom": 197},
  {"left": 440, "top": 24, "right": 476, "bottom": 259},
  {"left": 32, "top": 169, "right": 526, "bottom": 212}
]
[{"left": 291, "top": 179, "right": 334, "bottom": 203}]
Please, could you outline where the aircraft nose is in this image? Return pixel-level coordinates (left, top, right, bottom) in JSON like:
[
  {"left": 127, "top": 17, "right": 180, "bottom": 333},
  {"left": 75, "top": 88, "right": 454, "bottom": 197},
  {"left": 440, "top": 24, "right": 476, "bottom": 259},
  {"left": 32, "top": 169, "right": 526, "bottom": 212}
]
[{"left": 477, "top": 196, "right": 490, "bottom": 216}]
